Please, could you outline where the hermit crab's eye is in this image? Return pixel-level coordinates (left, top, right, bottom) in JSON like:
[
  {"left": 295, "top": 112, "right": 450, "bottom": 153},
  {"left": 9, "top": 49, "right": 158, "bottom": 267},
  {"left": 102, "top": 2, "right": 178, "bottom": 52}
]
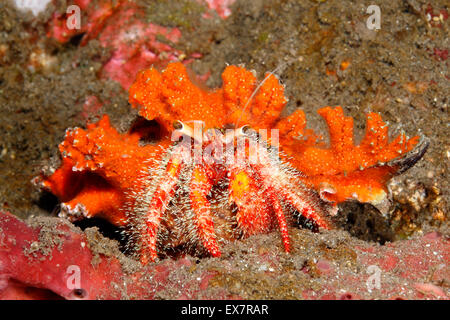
[
  {"left": 172, "top": 121, "right": 195, "bottom": 140},
  {"left": 173, "top": 121, "right": 183, "bottom": 130},
  {"left": 237, "top": 125, "right": 251, "bottom": 136}
]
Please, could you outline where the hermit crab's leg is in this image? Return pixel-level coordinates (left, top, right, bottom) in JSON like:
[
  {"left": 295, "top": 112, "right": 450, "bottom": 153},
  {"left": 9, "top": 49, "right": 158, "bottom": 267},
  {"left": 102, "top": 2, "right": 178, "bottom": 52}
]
[
  {"left": 252, "top": 149, "right": 333, "bottom": 230},
  {"left": 140, "top": 146, "right": 185, "bottom": 265},
  {"left": 263, "top": 186, "right": 291, "bottom": 252},
  {"left": 234, "top": 125, "right": 333, "bottom": 230},
  {"left": 189, "top": 165, "right": 221, "bottom": 257},
  {"left": 275, "top": 180, "right": 332, "bottom": 229}
]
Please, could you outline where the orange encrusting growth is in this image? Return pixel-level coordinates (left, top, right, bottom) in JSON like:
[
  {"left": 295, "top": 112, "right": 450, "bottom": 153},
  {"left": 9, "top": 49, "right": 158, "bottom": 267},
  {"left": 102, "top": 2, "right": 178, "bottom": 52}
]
[
  {"left": 40, "top": 115, "right": 168, "bottom": 226},
  {"left": 277, "top": 107, "right": 418, "bottom": 203},
  {"left": 128, "top": 62, "right": 288, "bottom": 133},
  {"left": 129, "top": 64, "right": 226, "bottom": 131}
]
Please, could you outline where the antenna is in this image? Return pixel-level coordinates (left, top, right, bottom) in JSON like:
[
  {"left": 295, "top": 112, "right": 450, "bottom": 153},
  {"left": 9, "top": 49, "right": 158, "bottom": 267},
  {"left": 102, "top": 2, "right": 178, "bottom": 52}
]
[{"left": 234, "top": 59, "right": 295, "bottom": 129}]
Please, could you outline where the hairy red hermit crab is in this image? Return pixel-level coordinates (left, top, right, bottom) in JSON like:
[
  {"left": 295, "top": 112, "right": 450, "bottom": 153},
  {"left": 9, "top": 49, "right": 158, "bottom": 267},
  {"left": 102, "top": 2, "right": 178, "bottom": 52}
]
[{"left": 36, "top": 63, "right": 428, "bottom": 264}]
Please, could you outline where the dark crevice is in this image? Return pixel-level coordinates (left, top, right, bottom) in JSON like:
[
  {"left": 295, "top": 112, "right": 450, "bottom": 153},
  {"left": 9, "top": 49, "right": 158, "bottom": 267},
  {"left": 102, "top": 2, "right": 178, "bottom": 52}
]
[
  {"left": 5, "top": 279, "right": 64, "bottom": 300},
  {"left": 129, "top": 116, "right": 166, "bottom": 143},
  {"left": 294, "top": 212, "right": 320, "bottom": 233},
  {"left": 69, "top": 33, "right": 86, "bottom": 47},
  {"left": 332, "top": 200, "right": 395, "bottom": 244},
  {"left": 35, "top": 190, "right": 59, "bottom": 214}
]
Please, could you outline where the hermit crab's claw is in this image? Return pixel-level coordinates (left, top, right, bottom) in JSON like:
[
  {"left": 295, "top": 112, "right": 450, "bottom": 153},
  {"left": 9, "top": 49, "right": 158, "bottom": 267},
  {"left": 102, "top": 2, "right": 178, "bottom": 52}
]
[
  {"left": 245, "top": 127, "right": 336, "bottom": 230},
  {"left": 227, "top": 128, "right": 336, "bottom": 253},
  {"left": 226, "top": 125, "right": 291, "bottom": 251},
  {"left": 228, "top": 163, "right": 285, "bottom": 248}
]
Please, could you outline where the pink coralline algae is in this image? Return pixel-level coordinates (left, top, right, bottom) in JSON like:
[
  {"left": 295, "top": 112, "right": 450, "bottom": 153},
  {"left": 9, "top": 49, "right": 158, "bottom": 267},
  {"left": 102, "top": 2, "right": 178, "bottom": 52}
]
[
  {"left": 0, "top": 210, "right": 228, "bottom": 300},
  {"left": 46, "top": 0, "right": 235, "bottom": 89},
  {"left": 202, "top": 0, "right": 236, "bottom": 19},
  {"left": 0, "top": 211, "right": 124, "bottom": 299},
  {"left": 47, "top": 1, "right": 186, "bottom": 89}
]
